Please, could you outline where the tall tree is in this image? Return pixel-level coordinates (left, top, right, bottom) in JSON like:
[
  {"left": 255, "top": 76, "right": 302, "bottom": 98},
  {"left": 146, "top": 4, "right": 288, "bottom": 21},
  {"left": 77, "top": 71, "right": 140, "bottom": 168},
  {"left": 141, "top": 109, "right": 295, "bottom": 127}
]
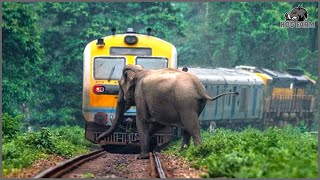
[
  {"left": 174, "top": 2, "right": 318, "bottom": 78},
  {"left": 2, "top": 2, "right": 44, "bottom": 126}
]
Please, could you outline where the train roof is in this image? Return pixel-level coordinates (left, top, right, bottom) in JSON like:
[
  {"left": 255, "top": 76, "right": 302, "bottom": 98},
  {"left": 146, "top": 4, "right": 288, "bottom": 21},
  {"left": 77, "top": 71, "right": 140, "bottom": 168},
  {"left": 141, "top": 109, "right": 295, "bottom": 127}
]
[
  {"left": 260, "top": 68, "right": 313, "bottom": 85},
  {"left": 236, "top": 65, "right": 316, "bottom": 85},
  {"left": 261, "top": 68, "right": 294, "bottom": 78},
  {"left": 85, "top": 30, "right": 176, "bottom": 54},
  {"left": 182, "top": 67, "right": 264, "bottom": 85}
]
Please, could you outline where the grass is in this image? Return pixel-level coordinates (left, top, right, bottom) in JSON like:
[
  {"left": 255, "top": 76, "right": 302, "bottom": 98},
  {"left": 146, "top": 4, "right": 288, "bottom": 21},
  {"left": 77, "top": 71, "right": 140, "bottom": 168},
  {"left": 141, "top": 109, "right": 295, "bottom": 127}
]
[
  {"left": 164, "top": 125, "right": 318, "bottom": 178},
  {"left": 82, "top": 172, "right": 95, "bottom": 178},
  {"left": 2, "top": 126, "right": 93, "bottom": 176}
]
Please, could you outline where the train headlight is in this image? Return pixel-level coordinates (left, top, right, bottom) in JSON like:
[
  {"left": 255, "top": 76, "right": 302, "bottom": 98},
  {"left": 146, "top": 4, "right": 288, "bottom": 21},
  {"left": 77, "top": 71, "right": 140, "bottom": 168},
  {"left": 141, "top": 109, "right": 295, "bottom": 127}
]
[
  {"left": 124, "top": 35, "right": 138, "bottom": 45},
  {"left": 94, "top": 112, "right": 108, "bottom": 125},
  {"left": 93, "top": 85, "right": 105, "bottom": 94},
  {"left": 96, "top": 38, "right": 105, "bottom": 47}
]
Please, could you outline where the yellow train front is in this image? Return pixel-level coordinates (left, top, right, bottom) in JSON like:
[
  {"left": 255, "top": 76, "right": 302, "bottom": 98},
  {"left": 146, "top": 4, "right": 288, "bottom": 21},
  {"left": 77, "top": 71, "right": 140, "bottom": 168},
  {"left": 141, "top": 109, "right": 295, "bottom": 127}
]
[{"left": 82, "top": 28, "right": 178, "bottom": 146}]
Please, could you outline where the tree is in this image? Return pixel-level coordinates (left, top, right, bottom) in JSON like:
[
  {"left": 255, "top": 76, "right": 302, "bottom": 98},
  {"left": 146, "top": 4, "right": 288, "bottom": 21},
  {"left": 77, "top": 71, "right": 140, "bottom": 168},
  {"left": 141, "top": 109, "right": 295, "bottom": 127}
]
[{"left": 2, "top": 2, "right": 44, "bottom": 124}]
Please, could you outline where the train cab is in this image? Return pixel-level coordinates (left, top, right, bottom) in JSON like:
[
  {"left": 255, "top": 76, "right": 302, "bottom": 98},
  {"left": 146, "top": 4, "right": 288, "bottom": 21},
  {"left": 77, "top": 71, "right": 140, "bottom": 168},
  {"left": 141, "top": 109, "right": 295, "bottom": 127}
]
[{"left": 83, "top": 28, "right": 178, "bottom": 145}]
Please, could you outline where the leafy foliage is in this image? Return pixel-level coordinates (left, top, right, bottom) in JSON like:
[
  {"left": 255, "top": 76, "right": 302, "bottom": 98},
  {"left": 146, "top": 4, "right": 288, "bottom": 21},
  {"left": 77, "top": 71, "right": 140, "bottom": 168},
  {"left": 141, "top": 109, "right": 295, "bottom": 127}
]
[
  {"left": 2, "top": 113, "right": 23, "bottom": 139},
  {"left": 164, "top": 126, "right": 318, "bottom": 178},
  {"left": 2, "top": 2, "right": 44, "bottom": 119},
  {"left": 2, "top": 126, "right": 93, "bottom": 176},
  {"left": 174, "top": 2, "right": 318, "bottom": 78}
]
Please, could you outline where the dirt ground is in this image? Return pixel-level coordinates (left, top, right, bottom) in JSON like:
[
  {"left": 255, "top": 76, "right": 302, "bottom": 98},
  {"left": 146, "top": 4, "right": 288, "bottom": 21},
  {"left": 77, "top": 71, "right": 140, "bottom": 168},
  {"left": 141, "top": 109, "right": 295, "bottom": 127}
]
[{"left": 4, "top": 150, "right": 206, "bottom": 178}]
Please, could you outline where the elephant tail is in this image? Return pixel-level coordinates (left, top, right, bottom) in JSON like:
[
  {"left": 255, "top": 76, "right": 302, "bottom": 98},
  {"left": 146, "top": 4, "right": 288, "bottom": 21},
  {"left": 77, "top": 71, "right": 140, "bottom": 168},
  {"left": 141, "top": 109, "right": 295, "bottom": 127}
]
[{"left": 203, "top": 91, "right": 239, "bottom": 101}]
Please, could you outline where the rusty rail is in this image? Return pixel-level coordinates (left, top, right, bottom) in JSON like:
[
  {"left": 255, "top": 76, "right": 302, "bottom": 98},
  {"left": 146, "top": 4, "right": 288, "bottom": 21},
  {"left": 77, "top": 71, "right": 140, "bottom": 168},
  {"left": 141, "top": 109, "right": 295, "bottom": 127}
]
[
  {"left": 33, "top": 149, "right": 105, "bottom": 178},
  {"left": 150, "top": 152, "right": 167, "bottom": 178},
  {"left": 154, "top": 152, "right": 166, "bottom": 178}
]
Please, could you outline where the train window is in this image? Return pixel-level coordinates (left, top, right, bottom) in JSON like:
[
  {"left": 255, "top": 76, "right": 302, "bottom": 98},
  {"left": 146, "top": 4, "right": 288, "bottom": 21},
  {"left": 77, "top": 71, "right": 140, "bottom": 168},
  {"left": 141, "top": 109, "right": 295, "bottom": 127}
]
[
  {"left": 240, "top": 87, "right": 249, "bottom": 112},
  {"left": 110, "top": 47, "right": 152, "bottom": 56},
  {"left": 136, "top": 57, "right": 168, "bottom": 70},
  {"left": 252, "top": 87, "right": 258, "bottom": 116},
  {"left": 94, "top": 57, "right": 125, "bottom": 80}
]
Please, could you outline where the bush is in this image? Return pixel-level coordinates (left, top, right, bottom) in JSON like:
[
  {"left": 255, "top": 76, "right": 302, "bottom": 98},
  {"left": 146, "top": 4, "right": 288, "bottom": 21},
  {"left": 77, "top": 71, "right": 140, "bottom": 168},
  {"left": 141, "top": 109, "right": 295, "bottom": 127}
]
[
  {"left": 164, "top": 126, "right": 318, "bottom": 178},
  {"left": 49, "top": 126, "right": 92, "bottom": 156},
  {"left": 2, "top": 126, "right": 93, "bottom": 176},
  {"left": 2, "top": 135, "right": 45, "bottom": 173},
  {"left": 2, "top": 113, "right": 23, "bottom": 139}
]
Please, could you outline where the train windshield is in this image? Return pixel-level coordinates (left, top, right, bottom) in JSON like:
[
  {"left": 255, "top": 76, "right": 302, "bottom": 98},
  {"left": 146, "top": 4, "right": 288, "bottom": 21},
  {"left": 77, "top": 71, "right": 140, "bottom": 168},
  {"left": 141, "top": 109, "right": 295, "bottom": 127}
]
[
  {"left": 136, "top": 57, "right": 168, "bottom": 70},
  {"left": 94, "top": 57, "right": 125, "bottom": 80}
]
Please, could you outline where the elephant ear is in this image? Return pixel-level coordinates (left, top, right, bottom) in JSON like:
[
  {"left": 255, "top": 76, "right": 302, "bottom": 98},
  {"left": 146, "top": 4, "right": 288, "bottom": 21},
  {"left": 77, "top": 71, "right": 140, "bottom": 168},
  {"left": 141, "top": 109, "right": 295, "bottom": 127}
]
[
  {"left": 124, "top": 70, "right": 136, "bottom": 83},
  {"left": 122, "top": 65, "right": 144, "bottom": 83}
]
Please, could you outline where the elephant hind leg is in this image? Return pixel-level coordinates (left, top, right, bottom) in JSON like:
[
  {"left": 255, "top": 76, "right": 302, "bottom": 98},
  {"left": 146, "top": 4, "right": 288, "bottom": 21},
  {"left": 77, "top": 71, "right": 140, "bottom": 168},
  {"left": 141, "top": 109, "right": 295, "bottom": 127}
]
[
  {"left": 180, "top": 130, "right": 191, "bottom": 151},
  {"left": 198, "top": 99, "right": 207, "bottom": 116},
  {"left": 180, "top": 112, "right": 202, "bottom": 146}
]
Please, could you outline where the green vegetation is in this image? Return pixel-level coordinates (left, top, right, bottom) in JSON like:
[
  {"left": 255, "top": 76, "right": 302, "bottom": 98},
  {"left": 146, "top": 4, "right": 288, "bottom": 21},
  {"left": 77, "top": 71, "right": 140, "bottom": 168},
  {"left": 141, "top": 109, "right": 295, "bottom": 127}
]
[
  {"left": 115, "top": 163, "right": 126, "bottom": 171},
  {"left": 2, "top": 114, "right": 93, "bottom": 176},
  {"left": 2, "top": 113, "right": 23, "bottom": 139},
  {"left": 2, "top": 2, "right": 318, "bottom": 128},
  {"left": 164, "top": 126, "right": 318, "bottom": 178},
  {"left": 82, "top": 172, "right": 95, "bottom": 178}
]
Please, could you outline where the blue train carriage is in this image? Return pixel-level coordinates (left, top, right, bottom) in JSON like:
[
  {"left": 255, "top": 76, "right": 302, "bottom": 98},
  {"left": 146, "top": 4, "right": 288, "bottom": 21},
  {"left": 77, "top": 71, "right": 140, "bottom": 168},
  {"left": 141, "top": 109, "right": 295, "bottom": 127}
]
[
  {"left": 186, "top": 67, "right": 265, "bottom": 131},
  {"left": 237, "top": 65, "right": 316, "bottom": 129}
]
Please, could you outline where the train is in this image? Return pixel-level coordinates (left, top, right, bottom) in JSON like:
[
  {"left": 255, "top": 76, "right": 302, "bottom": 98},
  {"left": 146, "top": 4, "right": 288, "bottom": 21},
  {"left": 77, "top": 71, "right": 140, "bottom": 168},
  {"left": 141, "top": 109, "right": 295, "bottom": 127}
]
[
  {"left": 82, "top": 28, "right": 179, "bottom": 146},
  {"left": 185, "top": 66, "right": 316, "bottom": 132},
  {"left": 82, "top": 28, "right": 316, "bottom": 147}
]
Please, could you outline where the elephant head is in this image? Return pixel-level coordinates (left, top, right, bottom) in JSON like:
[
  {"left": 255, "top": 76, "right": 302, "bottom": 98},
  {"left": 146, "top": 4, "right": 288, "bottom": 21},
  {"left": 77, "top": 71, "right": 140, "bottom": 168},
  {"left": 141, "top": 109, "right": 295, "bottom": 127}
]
[{"left": 96, "top": 64, "right": 144, "bottom": 141}]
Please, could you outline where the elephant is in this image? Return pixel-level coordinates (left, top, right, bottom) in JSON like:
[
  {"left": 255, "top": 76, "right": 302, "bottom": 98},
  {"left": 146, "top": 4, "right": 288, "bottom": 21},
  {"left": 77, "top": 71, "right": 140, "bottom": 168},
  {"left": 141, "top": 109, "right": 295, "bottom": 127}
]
[
  {"left": 97, "top": 65, "right": 239, "bottom": 159},
  {"left": 285, "top": 5, "right": 308, "bottom": 21}
]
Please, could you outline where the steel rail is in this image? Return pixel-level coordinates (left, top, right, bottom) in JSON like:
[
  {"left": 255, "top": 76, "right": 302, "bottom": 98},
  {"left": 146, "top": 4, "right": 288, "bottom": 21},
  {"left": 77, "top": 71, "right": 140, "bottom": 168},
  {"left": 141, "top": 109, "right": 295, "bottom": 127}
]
[
  {"left": 33, "top": 148, "right": 105, "bottom": 178},
  {"left": 153, "top": 152, "right": 166, "bottom": 178}
]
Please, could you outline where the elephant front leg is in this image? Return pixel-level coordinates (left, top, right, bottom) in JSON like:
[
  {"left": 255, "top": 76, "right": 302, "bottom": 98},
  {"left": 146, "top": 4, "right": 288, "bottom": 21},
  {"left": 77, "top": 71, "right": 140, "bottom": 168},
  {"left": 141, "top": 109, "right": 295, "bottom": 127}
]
[{"left": 136, "top": 117, "right": 150, "bottom": 159}]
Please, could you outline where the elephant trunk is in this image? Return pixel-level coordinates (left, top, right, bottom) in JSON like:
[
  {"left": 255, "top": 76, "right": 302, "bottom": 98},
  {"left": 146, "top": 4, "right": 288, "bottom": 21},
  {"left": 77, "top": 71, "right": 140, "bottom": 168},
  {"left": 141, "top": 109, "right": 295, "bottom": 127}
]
[
  {"left": 205, "top": 92, "right": 239, "bottom": 101},
  {"left": 96, "top": 92, "right": 126, "bottom": 141}
]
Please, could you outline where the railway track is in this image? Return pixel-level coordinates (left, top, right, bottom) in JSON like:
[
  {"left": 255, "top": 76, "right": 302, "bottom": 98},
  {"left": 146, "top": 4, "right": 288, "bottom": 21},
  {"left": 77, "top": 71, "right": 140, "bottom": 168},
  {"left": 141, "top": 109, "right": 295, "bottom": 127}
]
[
  {"left": 33, "top": 149, "right": 105, "bottom": 178},
  {"left": 33, "top": 148, "right": 169, "bottom": 178},
  {"left": 150, "top": 152, "right": 169, "bottom": 178}
]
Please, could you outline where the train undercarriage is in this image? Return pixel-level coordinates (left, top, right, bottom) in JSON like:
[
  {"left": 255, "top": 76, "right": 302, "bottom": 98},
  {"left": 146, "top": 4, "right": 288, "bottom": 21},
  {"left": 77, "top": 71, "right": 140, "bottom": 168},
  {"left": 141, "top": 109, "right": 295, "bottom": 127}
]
[{"left": 85, "top": 116, "right": 181, "bottom": 147}]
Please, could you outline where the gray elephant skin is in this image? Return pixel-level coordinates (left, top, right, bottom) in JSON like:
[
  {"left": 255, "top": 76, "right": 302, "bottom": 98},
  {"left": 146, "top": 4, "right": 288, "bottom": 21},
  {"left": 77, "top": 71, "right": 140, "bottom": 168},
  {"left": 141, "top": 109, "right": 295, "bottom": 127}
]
[{"left": 97, "top": 65, "right": 239, "bottom": 159}]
